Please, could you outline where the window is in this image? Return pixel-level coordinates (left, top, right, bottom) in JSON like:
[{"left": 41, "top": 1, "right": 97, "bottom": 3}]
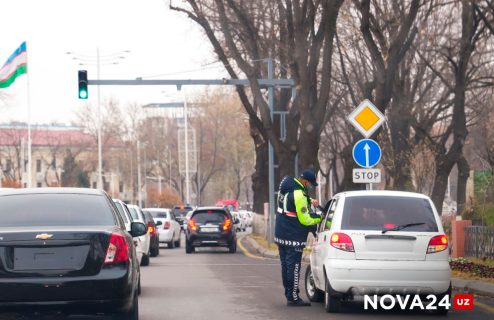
[
  {"left": 36, "top": 159, "right": 42, "bottom": 173},
  {"left": 149, "top": 210, "right": 169, "bottom": 219},
  {"left": 128, "top": 207, "right": 140, "bottom": 220},
  {"left": 0, "top": 194, "right": 116, "bottom": 227},
  {"left": 341, "top": 196, "right": 438, "bottom": 232},
  {"left": 319, "top": 199, "right": 338, "bottom": 233},
  {"left": 192, "top": 211, "right": 227, "bottom": 225},
  {"left": 113, "top": 202, "right": 130, "bottom": 224},
  {"left": 119, "top": 182, "right": 124, "bottom": 193},
  {"left": 92, "top": 182, "right": 97, "bottom": 189},
  {"left": 37, "top": 182, "right": 42, "bottom": 188}
]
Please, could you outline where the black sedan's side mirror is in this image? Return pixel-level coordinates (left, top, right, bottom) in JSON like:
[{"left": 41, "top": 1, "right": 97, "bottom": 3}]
[
  {"left": 155, "top": 221, "right": 163, "bottom": 226},
  {"left": 130, "top": 222, "right": 147, "bottom": 238}
]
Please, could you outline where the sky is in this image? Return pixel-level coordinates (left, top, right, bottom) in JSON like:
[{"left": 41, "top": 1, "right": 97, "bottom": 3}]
[{"left": 0, "top": 0, "right": 226, "bottom": 125}]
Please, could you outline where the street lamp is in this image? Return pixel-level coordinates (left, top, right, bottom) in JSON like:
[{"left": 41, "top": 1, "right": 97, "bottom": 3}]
[{"left": 67, "top": 49, "right": 130, "bottom": 190}]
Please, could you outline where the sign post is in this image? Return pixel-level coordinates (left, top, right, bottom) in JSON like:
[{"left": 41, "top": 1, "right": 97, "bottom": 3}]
[{"left": 347, "top": 100, "right": 385, "bottom": 189}]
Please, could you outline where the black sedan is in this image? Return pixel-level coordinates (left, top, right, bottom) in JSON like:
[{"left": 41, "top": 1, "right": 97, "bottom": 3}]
[
  {"left": 0, "top": 188, "right": 146, "bottom": 319},
  {"left": 142, "top": 210, "right": 160, "bottom": 257}
]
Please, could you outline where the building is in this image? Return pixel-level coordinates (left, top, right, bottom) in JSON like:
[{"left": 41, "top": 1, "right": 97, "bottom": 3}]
[{"left": 0, "top": 123, "right": 134, "bottom": 202}]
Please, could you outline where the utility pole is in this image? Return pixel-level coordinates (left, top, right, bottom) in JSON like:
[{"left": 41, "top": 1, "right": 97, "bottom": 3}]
[{"left": 137, "top": 140, "right": 142, "bottom": 207}]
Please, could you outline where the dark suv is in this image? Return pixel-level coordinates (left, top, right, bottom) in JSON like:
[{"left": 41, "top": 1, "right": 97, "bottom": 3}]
[{"left": 185, "top": 207, "right": 238, "bottom": 254}]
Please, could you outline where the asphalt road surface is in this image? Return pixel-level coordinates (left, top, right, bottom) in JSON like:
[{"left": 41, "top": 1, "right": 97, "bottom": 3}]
[{"left": 1, "top": 233, "right": 494, "bottom": 319}]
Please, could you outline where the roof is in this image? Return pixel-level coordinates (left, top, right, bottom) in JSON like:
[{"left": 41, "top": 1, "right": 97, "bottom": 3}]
[
  {"left": 335, "top": 190, "right": 430, "bottom": 199},
  {"left": 194, "top": 206, "right": 228, "bottom": 211},
  {"left": 143, "top": 207, "right": 171, "bottom": 212},
  {"left": 0, "top": 187, "right": 105, "bottom": 196}
]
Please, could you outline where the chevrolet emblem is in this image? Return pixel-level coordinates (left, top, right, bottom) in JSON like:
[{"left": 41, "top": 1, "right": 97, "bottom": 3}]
[{"left": 35, "top": 233, "right": 53, "bottom": 240}]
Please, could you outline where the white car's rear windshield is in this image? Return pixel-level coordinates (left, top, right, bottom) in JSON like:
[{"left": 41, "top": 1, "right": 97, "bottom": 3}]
[
  {"left": 340, "top": 196, "right": 438, "bottom": 232},
  {"left": 149, "top": 211, "right": 169, "bottom": 219}
]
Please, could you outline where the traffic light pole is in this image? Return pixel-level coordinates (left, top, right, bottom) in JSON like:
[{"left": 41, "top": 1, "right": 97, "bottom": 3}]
[{"left": 96, "top": 48, "right": 103, "bottom": 190}]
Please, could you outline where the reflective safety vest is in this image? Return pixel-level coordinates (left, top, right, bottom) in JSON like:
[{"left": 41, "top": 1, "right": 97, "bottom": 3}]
[{"left": 274, "top": 176, "right": 320, "bottom": 247}]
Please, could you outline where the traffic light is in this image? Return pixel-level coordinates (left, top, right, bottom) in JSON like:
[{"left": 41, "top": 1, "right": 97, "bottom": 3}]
[{"left": 78, "top": 70, "right": 88, "bottom": 99}]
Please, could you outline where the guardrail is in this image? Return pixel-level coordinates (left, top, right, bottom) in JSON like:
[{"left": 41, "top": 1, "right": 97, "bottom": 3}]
[{"left": 464, "top": 226, "right": 494, "bottom": 259}]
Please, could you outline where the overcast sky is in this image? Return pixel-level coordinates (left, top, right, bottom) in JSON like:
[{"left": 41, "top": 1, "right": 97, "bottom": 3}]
[{"left": 0, "top": 0, "right": 226, "bottom": 125}]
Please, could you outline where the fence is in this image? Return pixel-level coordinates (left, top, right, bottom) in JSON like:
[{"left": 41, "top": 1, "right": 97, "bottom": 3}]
[{"left": 464, "top": 226, "right": 494, "bottom": 259}]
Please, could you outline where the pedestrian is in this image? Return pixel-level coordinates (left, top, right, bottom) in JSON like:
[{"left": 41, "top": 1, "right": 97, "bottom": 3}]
[{"left": 274, "top": 169, "right": 321, "bottom": 306}]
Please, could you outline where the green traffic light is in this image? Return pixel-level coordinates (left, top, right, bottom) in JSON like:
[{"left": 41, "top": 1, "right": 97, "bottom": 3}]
[{"left": 79, "top": 90, "right": 88, "bottom": 99}]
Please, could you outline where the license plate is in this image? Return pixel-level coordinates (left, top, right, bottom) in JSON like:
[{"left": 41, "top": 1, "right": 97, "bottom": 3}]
[{"left": 201, "top": 227, "right": 219, "bottom": 233}]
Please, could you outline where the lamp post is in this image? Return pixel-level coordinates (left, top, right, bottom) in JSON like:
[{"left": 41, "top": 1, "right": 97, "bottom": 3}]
[{"left": 67, "top": 49, "right": 130, "bottom": 189}]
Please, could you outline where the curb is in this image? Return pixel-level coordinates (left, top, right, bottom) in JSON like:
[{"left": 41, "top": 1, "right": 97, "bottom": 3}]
[
  {"left": 452, "top": 277, "right": 494, "bottom": 298},
  {"left": 243, "top": 235, "right": 494, "bottom": 298},
  {"left": 242, "top": 235, "right": 312, "bottom": 262}
]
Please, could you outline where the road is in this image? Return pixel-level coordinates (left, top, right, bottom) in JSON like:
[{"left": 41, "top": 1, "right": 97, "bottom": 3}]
[
  {"left": 138, "top": 233, "right": 494, "bottom": 320},
  {"left": 1, "top": 233, "right": 493, "bottom": 319}
]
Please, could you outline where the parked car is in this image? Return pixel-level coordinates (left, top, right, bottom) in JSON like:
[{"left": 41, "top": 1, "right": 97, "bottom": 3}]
[
  {"left": 113, "top": 199, "right": 145, "bottom": 266},
  {"left": 305, "top": 190, "right": 451, "bottom": 314},
  {"left": 144, "top": 208, "right": 181, "bottom": 248},
  {"left": 0, "top": 188, "right": 146, "bottom": 319},
  {"left": 142, "top": 210, "right": 160, "bottom": 257},
  {"left": 182, "top": 210, "right": 194, "bottom": 230},
  {"left": 231, "top": 212, "right": 247, "bottom": 232},
  {"left": 185, "top": 207, "right": 239, "bottom": 253},
  {"left": 127, "top": 204, "right": 152, "bottom": 266},
  {"left": 240, "top": 210, "right": 254, "bottom": 227},
  {"left": 172, "top": 205, "right": 194, "bottom": 231}
]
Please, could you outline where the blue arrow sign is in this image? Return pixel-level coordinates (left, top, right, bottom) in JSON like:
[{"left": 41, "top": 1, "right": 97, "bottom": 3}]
[{"left": 352, "top": 139, "right": 381, "bottom": 168}]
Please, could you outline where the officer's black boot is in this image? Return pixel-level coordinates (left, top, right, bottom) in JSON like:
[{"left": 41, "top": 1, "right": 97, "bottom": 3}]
[{"left": 287, "top": 298, "right": 311, "bottom": 307}]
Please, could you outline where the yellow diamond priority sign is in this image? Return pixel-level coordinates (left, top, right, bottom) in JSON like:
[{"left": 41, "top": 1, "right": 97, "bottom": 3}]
[{"left": 348, "top": 99, "right": 385, "bottom": 138}]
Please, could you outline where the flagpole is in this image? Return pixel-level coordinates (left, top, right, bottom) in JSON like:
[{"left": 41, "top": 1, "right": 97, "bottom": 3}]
[{"left": 25, "top": 41, "right": 32, "bottom": 188}]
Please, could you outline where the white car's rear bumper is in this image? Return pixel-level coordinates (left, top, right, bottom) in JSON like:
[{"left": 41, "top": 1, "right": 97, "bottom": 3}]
[
  {"left": 158, "top": 229, "right": 174, "bottom": 243},
  {"left": 324, "top": 259, "right": 451, "bottom": 295}
]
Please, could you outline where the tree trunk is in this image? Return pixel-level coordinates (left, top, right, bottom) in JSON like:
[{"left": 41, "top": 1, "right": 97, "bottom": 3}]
[
  {"left": 457, "top": 155, "right": 470, "bottom": 215},
  {"left": 431, "top": 165, "right": 449, "bottom": 214}
]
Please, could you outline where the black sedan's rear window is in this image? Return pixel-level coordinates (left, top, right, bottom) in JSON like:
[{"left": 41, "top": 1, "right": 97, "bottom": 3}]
[
  {"left": 341, "top": 196, "right": 438, "bottom": 232},
  {"left": 192, "top": 210, "right": 227, "bottom": 224},
  {"left": 0, "top": 194, "right": 116, "bottom": 227}
]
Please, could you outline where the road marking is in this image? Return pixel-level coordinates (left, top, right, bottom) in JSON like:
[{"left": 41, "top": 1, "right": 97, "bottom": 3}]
[
  {"left": 476, "top": 301, "right": 494, "bottom": 314},
  {"left": 237, "top": 236, "right": 279, "bottom": 261}
]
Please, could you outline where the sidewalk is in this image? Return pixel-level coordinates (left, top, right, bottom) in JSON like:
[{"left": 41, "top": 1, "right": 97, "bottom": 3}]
[{"left": 240, "top": 234, "right": 494, "bottom": 298}]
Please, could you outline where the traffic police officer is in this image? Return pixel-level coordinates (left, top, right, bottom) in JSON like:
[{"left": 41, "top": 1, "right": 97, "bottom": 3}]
[{"left": 275, "top": 169, "right": 320, "bottom": 306}]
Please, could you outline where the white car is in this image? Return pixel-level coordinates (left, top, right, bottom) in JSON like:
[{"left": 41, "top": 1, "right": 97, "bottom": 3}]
[
  {"left": 113, "top": 199, "right": 144, "bottom": 266},
  {"left": 305, "top": 191, "right": 451, "bottom": 314},
  {"left": 127, "top": 204, "right": 152, "bottom": 266},
  {"left": 241, "top": 210, "right": 254, "bottom": 227},
  {"left": 231, "top": 212, "right": 246, "bottom": 232},
  {"left": 144, "top": 208, "right": 181, "bottom": 248}
]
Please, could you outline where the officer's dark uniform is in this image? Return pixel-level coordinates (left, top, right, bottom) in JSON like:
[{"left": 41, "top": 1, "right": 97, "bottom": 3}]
[{"left": 275, "top": 171, "right": 320, "bottom": 306}]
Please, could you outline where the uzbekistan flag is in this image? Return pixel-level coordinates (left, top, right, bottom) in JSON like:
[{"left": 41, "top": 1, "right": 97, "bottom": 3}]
[{"left": 0, "top": 42, "right": 27, "bottom": 89}]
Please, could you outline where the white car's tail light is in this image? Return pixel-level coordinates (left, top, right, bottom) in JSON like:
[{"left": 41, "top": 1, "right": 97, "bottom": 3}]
[
  {"left": 330, "top": 232, "right": 354, "bottom": 252},
  {"left": 104, "top": 233, "right": 129, "bottom": 264},
  {"left": 163, "top": 221, "right": 171, "bottom": 230},
  {"left": 427, "top": 235, "right": 448, "bottom": 254}
]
